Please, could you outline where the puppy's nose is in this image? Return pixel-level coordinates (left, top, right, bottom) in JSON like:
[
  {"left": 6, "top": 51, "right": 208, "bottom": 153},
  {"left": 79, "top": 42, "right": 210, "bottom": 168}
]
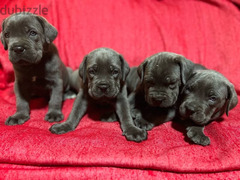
[
  {"left": 186, "top": 104, "right": 199, "bottom": 114},
  {"left": 152, "top": 95, "right": 166, "bottom": 103},
  {"left": 98, "top": 83, "right": 110, "bottom": 92},
  {"left": 13, "top": 46, "right": 25, "bottom": 54}
]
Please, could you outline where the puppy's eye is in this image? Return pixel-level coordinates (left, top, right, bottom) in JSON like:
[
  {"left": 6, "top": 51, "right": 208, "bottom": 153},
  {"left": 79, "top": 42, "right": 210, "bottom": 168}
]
[
  {"left": 112, "top": 69, "right": 119, "bottom": 76},
  {"left": 88, "top": 69, "right": 95, "bottom": 75},
  {"left": 4, "top": 33, "right": 9, "bottom": 38},
  {"left": 169, "top": 83, "right": 177, "bottom": 90},
  {"left": 209, "top": 96, "right": 217, "bottom": 103},
  {"left": 29, "top": 31, "right": 37, "bottom": 36}
]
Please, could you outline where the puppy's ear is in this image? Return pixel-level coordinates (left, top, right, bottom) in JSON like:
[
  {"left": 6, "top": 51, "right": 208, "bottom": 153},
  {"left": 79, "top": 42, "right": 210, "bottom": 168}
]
[
  {"left": 137, "top": 60, "right": 148, "bottom": 83},
  {"left": 1, "top": 19, "right": 8, "bottom": 50},
  {"left": 225, "top": 83, "right": 238, "bottom": 116},
  {"left": 79, "top": 55, "right": 88, "bottom": 84},
  {"left": 36, "top": 16, "right": 58, "bottom": 44},
  {"left": 174, "top": 56, "right": 195, "bottom": 85},
  {"left": 180, "top": 72, "right": 197, "bottom": 95},
  {"left": 119, "top": 54, "right": 130, "bottom": 81}
]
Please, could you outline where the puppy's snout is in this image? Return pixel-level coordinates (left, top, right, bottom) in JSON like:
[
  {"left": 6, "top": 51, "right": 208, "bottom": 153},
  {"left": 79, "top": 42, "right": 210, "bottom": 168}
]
[
  {"left": 187, "top": 106, "right": 195, "bottom": 113},
  {"left": 97, "top": 82, "right": 110, "bottom": 92},
  {"left": 12, "top": 46, "right": 25, "bottom": 54},
  {"left": 185, "top": 103, "right": 201, "bottom": 114},
  {"left": 154, "top": 96, "right": 166, "bottom": 101},
  {"left": 150, "top": 93, "right": 166, "bottom": 101}
]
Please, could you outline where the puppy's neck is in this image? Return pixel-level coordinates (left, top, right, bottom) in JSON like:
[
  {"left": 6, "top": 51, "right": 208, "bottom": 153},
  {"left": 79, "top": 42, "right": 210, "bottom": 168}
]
[{"left": 43, "top": 43, "right": 58, "bottom": 57}]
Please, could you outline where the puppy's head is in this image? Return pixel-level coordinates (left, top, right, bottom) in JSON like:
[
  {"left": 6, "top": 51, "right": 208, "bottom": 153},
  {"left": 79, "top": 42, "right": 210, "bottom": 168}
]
[
  {"left": 78, "top": 48, "right": 129, "bottom": 100},
  {"left": 1, "top": 13, "right": 57, "bottom": 65},
  {"left": 179, "top": 70, "right": 238, "bottom": 125},
  {"left": 137, "top": 52, "right": 194, "bottom": 107}
]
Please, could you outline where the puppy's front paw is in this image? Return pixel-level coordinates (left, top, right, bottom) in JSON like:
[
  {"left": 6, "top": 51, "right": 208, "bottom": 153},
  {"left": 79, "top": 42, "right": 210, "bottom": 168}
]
[
  {"left": 45, "top": 110, "right": 64, "bottom": 122},
  {"left": 123, "top": 126, "right": 147, "bottom": 142},
  {"left": 49, "top": 123, "right": 74, "bottom": 134},
  {"left": 5, "top": 113, "right": 30, "bottom": 125},
  {"left": 134, "top": 118, "right": 154, "bottom": 131},
  {"left": 186, "top": 127, "right": 210, "bottom": 146}
]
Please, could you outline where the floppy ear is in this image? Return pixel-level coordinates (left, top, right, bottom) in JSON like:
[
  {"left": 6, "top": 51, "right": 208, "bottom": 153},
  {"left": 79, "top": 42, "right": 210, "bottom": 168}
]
[
  {"left": 1, "top": 19, "right": 8, "bottom": 50},
  {"left": 226, "top": 83, "right": 238, "bottom": 116},
  {"left": 35, "top": 16, "right": 58, "bottom": 44},
  {"left": 78, "top": 55, "right": 88, "bottom": 84},
  {"left": 174, "top": 56, "right": 195, "bottom": 85},
  {"left": 119, "top": 54, "right": 130, "bottom": 81},
  {"left": 137, "top": 60, "right": 148, "bottom": 83},
  {"left": 180, "top": 71, "right": 197, "bottom": 95}
]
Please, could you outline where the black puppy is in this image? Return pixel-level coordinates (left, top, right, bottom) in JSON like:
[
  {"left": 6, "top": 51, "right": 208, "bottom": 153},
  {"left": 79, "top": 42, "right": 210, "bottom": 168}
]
[
  {"left": 128, "top": 52, "right": 196, "bottom": 131},
  {"left": 50, "top": 48, "right": 147, "bottom": 142},
  {"left": 0, "top": 13, "right": 72, "bottom": 125},
  {"left": 179, "top": 69, "right": 238, "bottom": 146}
]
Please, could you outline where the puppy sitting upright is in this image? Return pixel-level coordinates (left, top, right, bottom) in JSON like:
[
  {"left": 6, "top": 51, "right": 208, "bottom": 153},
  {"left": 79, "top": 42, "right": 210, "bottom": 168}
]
[
  {"left": 179, "top": 70, "right": 238, "bottom": 146},
  {"left": 50, "top": 48, "right": 147, "bottom": 142},
  {"left": 0, "top": 13, "right": 72, "bottom": 125},
  {"left": 128, "top": 52, "right": 196, "bottom": 131}
]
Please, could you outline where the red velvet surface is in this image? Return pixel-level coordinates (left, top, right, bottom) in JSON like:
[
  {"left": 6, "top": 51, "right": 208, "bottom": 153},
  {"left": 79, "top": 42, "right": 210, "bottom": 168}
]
[{"left": 0, "top": 0, "right": 240, "bottom": 179}]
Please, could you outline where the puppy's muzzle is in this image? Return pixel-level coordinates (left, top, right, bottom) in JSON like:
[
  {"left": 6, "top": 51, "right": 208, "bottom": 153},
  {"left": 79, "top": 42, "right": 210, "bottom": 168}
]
[
  {"left": 149, "top": 92, "right": 166, "bottom": 104},
  {"left": 181, "top": 102, "right": 207, "bottom": 125},
  {"left": 186, "top": 103, "right": 204, "bottom": 113},
  {"left": 12, "top": 45, "right": 25, "bottom": 54},
  {"left": 97, "top": 82, "right": 110, "bottom": 93},
  {"left": 152, "top": 96, "right": 166, "bottom": 104}
]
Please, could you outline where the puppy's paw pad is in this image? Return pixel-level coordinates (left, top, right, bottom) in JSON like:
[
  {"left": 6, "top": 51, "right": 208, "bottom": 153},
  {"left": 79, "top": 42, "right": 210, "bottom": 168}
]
[
  {"left": 5, "top": 114, "right": 29, "bottom": 125},
  {"left": 134, "top": 118, "right": 154, "bottom": 131},
  {"left": 45, "top": 111, "right": 64, "bottom": 122},
  {"left": 123, "top": 126, "right": 147, "bottom": 142},
  {"left": 49, "top": 123, "right": 73, "bottom": 134}
]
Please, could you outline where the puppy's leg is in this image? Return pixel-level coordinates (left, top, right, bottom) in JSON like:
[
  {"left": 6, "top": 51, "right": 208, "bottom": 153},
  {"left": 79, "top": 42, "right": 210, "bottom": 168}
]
[
  {"left": 49, "top": 89, "right": 88, "bottom": 134},
  {"left": 116, "top": 85, "right": 147, "bottom": 142},
  {"left": 45, "top": 78, "right": 64, "bottom": 122},
  {"left": 6, "top": 82, "right": 30, "bottom": 125},
  {"left": 186, "top": 126, "right": 210, "bottom": 146},
  {"left": 132, "top": 109, "right": 154, "bottom": 131},
  {"left": 128, "top": 92, "right": 136, "bottom": 109},
  {"left": 128, "top": 93, "right": 154, "bottom": 131}
]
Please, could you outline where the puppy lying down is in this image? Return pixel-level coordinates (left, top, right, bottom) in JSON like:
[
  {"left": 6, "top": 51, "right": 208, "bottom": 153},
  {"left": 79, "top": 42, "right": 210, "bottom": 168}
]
[
  {"left": 179, "top": 70, "right": 238, "bottom": 146},
  {"left": 50, "top": 48, "right": 147, "bottom": 142},
  {"left": 128, "top": 52, "right": 197, "bottom": 131},
  {"left": 0, "top": 13, "right": 72, "bottom": 125}
]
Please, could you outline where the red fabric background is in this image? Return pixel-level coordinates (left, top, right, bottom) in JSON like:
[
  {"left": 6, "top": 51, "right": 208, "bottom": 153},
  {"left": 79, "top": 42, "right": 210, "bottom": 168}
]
[{"left": 0, "top": 0, "right": 240, "bottom": 179}]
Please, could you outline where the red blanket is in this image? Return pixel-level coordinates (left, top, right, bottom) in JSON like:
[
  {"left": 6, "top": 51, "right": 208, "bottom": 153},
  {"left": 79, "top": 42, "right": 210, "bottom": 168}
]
[{"left": 0, "top": 0, "right": 240, "bottom": 179}]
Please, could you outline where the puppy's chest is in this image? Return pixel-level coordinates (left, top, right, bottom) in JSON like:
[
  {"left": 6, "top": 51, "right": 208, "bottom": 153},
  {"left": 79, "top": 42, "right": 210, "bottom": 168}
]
[
  {"left": 31, "top": 75, "right": 46, "bottom": 84},
  {"left": 24, "top": 73, "right": 53, "bottom": 89}
]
